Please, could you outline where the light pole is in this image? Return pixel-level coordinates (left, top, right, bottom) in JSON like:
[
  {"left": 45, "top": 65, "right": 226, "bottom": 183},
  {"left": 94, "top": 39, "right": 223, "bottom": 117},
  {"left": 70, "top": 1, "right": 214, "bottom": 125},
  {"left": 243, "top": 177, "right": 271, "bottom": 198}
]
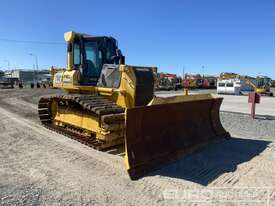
[
  {"left": 202, "top": 65, "right": 205, "bottom": 78},
  {"left": 29, "top": 53, "right": 39, "bottom": 70},
  {"left": 4, "top": 60, "right": 10, "bottom": 70},
  {"left": 29, "top": 53, "right": 39, "bottom": 83},
  {"left": 182, "top": 65, "right": 185, "bottom": 79}
]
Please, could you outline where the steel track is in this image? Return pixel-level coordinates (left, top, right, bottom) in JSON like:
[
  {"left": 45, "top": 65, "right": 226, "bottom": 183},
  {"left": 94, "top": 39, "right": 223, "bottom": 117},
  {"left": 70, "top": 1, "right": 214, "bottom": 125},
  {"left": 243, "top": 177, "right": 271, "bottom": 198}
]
[{"left": 38, "top": 94, "right": 125, "bottom": 151}]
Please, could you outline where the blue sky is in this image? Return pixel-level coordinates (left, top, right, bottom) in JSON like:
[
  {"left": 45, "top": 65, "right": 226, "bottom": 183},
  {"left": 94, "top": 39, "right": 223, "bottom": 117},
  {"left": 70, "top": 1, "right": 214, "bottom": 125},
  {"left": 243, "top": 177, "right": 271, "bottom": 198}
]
[{"left": 0, "top": 0, "right": 275, "bottom": 78}]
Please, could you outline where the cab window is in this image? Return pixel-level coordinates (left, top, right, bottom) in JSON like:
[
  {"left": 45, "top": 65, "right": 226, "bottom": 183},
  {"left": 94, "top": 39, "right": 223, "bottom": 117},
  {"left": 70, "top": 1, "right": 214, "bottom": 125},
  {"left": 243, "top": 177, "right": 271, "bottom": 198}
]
[
  {"left": 85, "top": 41, "right": 103, "bottom": 77},
  {"left": 73, "top": 41, "right": 81, "bottom": 65},
  {"left": 106, "top": 40, "right": 116, "bottom": 63}
]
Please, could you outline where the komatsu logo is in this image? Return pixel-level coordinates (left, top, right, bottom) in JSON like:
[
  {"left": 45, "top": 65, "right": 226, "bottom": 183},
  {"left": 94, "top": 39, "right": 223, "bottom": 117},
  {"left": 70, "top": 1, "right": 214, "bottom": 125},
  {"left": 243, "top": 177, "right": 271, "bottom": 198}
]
[
  {"left": 63, "top": 75, "right": 72, "bottom": 83},
  {"left": 135, "top": 67, "right": 150, "bottom": 72}
]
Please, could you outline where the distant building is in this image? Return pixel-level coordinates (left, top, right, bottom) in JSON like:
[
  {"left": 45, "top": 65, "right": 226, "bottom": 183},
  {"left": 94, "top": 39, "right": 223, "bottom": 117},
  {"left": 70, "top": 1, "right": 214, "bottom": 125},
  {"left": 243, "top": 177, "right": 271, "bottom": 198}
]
[
  {"left": 4, "top": 69, "right": 50, "bottom": 83},
  {"left": 5, "top": 70, "right": 34, "bottom": 82}
]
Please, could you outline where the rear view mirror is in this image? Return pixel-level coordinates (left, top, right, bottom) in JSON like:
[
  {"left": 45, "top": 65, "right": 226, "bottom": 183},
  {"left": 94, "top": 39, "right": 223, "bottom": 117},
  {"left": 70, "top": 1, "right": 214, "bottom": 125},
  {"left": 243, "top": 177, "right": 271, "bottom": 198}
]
[{"left": 111, "top": 49, "right": 125, "bottom": 64}]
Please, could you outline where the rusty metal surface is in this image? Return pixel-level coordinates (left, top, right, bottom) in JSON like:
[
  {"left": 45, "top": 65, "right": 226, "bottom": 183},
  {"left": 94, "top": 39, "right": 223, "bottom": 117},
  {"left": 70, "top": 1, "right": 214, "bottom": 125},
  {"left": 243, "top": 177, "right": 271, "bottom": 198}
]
[
  {"left": 248, "top": 92, "right": 261, "bottom": 104},
  {"left": 125, "top": 98, "right": 230, "bottom": 180}
]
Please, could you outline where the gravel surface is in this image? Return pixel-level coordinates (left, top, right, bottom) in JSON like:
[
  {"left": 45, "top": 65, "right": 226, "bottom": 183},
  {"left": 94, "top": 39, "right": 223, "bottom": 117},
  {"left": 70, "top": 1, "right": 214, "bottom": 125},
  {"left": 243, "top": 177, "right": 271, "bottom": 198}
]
[
  {"left": 221, "top": 111, "right": 275, "bottom": 140},
  {"left": 0, "top": 88, "right": 275, "bottom": 205}
]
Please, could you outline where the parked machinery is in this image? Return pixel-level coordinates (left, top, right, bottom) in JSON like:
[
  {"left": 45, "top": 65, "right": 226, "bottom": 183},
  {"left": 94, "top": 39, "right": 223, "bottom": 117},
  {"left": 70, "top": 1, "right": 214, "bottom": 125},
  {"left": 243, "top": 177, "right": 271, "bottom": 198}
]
[
  {"left": 183, "top": 74, "right": 201, "bottom": 89},
  {"left": 155, "top": 72, "right": 182, "bottom": 90},
  {"left": 0, "top": 77, "right": 14, "bottom": 89},
  {"left": 247, "top": 76, "right": 273, "bottom": 96},
  {"left": 202, "top": 76, "right": 217, "bottom": 89},
  {"left": 217, "top": 72, "right": 273, "bottom": 96},
  {"left": 183, "top": 74, "right": 217, "bottom": 89},
  {"left": 38, "top": 31, "right": 230, "bottom": 179},
  {"left": 0, "top": 71, "right": 14, "bottom": 89},
  {"left": 217, "top": 72, "right": 247, "bottom": 95}
]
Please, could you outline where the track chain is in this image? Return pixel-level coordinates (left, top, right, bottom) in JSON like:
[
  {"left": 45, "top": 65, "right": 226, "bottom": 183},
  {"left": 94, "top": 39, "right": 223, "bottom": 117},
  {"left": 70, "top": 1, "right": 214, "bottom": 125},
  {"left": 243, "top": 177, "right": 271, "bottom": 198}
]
[{"left": 38, "top": 94, "right": 125, "bottom": 150}]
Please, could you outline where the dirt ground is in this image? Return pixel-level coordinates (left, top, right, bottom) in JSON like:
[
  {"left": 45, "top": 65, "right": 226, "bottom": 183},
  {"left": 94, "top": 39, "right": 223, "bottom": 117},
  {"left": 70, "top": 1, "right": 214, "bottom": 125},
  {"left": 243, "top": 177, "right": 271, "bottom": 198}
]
[{"left": 0, "top": 88, "right": 275, "bottom": 206}]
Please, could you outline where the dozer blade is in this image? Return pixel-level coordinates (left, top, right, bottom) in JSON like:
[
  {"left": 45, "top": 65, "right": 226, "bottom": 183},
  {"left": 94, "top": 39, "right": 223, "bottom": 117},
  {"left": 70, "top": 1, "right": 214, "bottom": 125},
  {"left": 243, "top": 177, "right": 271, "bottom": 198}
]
[{"left": 124, "top": 97, "right": 230, "bottom": 180}]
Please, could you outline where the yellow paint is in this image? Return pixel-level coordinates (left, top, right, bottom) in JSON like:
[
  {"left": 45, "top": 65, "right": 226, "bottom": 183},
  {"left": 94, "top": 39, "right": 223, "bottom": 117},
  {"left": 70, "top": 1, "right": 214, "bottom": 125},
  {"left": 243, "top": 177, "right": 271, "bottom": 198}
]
[
  {"left": 219, "top": 72, "right": 271, "bottom": 94},
  {"left": 64, "top": 31, "right": 76, "bottom": 71},
  {"left": 148, "top": 93, "right": 213, "bottom": 105},
  {"left": 54, "top": 108, "right": 101, "bottom": 132},
  {"left": 256, "top": 88, "right": 268, "bottom": 94},
  {"left": 124, "top": 146, "right": 130, "bottom": 170},
  {"left": 49, "top": 31, "right": 224, "bottom": 173},
  {"left": 183, "top": 88, "right": 189, "bottom": 95},
  {"left": 124, "top": 111, "right": 130, "bottom": 170},
  {"left": 64, "top": 31, "right": 75, "bottom": 42},
  {"left": 54, "top": 106, "right": 125, "bottom": 142},
  {"left": 50, "top": 100, "right": 58, "bottom": 118},
  {"left": 53, "top": 64, "right": 139, "bottom": 108},
  {"left": 52, "top": 32, "right": 145, "bottom": 109}
]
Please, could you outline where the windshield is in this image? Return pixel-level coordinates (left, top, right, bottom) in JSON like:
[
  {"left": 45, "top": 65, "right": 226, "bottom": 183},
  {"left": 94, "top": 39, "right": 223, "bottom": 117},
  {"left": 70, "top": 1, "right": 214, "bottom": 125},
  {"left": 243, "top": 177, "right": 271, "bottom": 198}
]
[
  {"left": 84, "top": 41, "right": 103, "bottom": 78},
  {"left": 73, "top": 41, "right": 81, "bottom": 66},
  {"left": 252, "top": 78, "right": 266, "bottom": 87},
  {"left": 106, "top": 40, "right": 117, "bottom": 63}
]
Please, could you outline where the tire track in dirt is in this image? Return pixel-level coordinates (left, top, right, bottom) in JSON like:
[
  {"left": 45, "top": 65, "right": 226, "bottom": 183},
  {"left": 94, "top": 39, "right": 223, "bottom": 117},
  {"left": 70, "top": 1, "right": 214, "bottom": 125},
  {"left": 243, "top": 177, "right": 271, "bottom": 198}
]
[
  {"left": 0, "top": 94, "right": 212, "bottom": 204},
  {"left": 0, "top": 103, "right": 167, "bottom": 205},
  {"left": 1, "top": 89, "right": 275, "bottom": 205}
]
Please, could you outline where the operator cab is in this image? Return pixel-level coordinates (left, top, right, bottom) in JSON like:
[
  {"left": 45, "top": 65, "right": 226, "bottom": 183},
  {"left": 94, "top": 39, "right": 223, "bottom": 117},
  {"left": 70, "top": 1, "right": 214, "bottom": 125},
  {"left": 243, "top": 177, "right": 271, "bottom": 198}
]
[{"left": 68, "top": 33, "right": 125, "bottom": 85}]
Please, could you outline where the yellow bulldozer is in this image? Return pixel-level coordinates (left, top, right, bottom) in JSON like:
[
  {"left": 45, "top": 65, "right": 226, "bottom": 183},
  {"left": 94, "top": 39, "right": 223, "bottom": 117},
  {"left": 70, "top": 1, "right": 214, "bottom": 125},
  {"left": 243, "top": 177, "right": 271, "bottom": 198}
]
[{"left": 38, "top": 31, "right": 230, "bottom": 179}]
